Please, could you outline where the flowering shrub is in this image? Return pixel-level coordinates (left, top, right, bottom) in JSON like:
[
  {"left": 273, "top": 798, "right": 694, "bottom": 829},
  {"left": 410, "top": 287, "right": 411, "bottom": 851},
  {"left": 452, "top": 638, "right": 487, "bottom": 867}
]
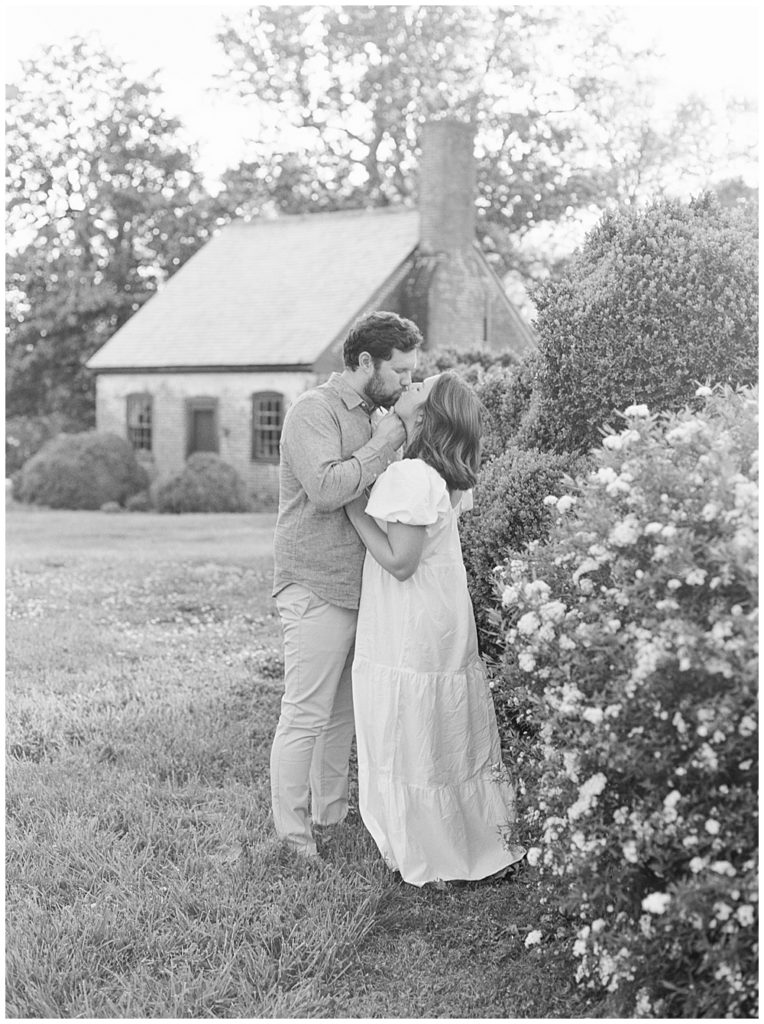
[
  {"left": 459, "top": 444, "right": 584, "bottom": 655},
  {"left": 529, "top": 192, "right": 759, "bottom": 453},
  {"left": 492, "top": 386, "right": 758, "bottom": 1017}
]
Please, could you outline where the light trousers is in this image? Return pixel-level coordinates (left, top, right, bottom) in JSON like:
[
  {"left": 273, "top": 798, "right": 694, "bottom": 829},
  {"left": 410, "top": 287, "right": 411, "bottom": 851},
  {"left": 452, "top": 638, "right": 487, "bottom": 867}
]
[{"left": 270, "top": 583, "right": 357, "bottom": 854}]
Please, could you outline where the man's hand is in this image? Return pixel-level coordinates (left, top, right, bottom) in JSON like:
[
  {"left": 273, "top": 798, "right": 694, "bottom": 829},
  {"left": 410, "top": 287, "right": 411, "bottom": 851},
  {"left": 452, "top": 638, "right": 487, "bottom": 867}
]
[{"left": 372, "top": 411, "right": 407, "bottom": 449}]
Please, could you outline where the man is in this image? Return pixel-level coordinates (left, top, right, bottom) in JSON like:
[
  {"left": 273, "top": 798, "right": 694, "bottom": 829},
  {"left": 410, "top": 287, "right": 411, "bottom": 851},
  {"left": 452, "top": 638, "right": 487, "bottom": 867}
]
[{"left": 270, "top": 310, "right": 423, "bottom": 857}]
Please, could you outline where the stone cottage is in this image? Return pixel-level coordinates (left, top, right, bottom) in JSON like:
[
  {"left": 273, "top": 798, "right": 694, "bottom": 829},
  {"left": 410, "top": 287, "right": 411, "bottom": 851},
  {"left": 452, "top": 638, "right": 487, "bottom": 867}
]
[{"left": 86, "top": 119, "right": 536, "bottom": 502}]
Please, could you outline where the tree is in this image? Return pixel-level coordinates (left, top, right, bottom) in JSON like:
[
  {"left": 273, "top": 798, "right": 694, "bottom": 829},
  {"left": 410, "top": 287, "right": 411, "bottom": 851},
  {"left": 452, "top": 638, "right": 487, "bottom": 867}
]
[
  {"left": 211, "top": 5, "right": 748, "bottom": 288},
  {"left": 6, "top": 38, "right": 213, "bottom": 424}
]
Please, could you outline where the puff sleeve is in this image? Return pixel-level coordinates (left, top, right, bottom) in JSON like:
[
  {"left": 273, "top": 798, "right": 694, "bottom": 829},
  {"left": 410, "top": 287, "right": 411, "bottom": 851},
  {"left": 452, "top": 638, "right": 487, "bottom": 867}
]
[
  {"left": 456, "top": 488, "right": 474, "bottom": 514},
  {"left": 365, "top": 459, "right": 448, "bottom": 526}
]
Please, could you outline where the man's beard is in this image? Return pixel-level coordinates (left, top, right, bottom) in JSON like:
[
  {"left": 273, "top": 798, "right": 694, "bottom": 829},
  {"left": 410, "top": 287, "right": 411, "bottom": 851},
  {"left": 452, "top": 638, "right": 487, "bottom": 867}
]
[{"left": 363, "top": 369, "right": 401, "bottom": 410}]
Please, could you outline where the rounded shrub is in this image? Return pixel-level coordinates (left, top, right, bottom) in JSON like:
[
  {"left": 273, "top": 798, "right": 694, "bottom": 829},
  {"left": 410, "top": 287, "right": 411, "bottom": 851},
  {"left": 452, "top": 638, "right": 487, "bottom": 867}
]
[
  {"left": 459, "top": 444, "right": 584, "bottom": 655},
  {"left": 529, "top": 192, "right": 758, "bottom": 453},
  {"left": 5, "top": 413, "right": 75, "bottom": 477},
  {"left": 155, "top": 453, "right": 251, "bottom": 513},
  {"left": 413, "top": 343, "right": 520, "bottom": 381},
  {"left": 125, "top": 490, "right": 153, "bottom": 512},
  {"left": 476, "top": 350, "right": 544, "bottom": 461},
  {"left": 492, "top": 386, "right": 758, "bottom": 1017},
  {"left": 17, "top": 432, "right": 149, "bottom": 510}
]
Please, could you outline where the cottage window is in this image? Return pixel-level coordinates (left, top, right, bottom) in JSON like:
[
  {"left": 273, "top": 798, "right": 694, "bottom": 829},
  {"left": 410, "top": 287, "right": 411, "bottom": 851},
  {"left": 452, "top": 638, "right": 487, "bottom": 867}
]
[
  {"left": 126, "top": 393, "right": 153, "bottom": 452},
  {"left": 252, "top": 392, "right": 283, "bottom": 462}
]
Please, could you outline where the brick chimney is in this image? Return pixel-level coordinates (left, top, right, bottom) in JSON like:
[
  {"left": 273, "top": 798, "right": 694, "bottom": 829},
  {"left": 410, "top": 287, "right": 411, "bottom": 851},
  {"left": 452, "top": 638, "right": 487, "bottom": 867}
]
[
  {"left": 403, "top": 119, "right": 488, "bottom": 350},
  {"left": 419, "top": 119, "right": 476, "bottom": 255}
]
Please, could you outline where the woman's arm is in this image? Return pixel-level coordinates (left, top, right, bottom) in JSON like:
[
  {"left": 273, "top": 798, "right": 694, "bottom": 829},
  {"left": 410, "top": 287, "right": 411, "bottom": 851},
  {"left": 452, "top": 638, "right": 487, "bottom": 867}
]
[{"left": 345, "top": 497, "right": 426, "bottom": 581}]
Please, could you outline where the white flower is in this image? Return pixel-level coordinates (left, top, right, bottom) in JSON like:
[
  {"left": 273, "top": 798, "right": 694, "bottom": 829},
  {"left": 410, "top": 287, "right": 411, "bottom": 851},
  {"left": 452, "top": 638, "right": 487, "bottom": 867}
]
[
  {"left": 556, "top": 494, "right": 577, "bottom": 514},
  {"left": 644, "top": 521, "right": 663, "bottom": 535},
  {"left": 736, "top": 905, "right": 754, "bottom": 927},
  {"left": 563, "top": 750, "right": 580, "bottom": 781},
  {"left": 578, "top": 578, "right": 594, "bottom": 595},
  {"left": 540, "top": 600, "right": 567, "bottom": 623},
  {"left": 713, "top": 901, "right": 732, "bottom": 921},
  {"left": 635, "top": 988, "right": 652, "bottom": 1016},
  {"left": 689, "top": 857, "right": 705, "bottom": 873},
  {"left": 666, "top": 421, "right": 702, "bottom": 445},
  {"left": 559, "top": 634, "right": 577, "bottom": 651},
  {"left": 642, "top": 892, "right": 672, "bottom": 915},
  {"left": 525, "top": 930, "right": 543, "bottom": 947},
  {"left": 517, "top": 611, "right": 541, "bottom": 636},
  {"left": 695, "top": 385, "right": 713, "bottom": 397},
  {"left": 501, "top": 585, "right": 519, "bottom": 607},
  {"left": 666, "top": 578, "right": 682, "bottom": 590},
  {"left": 568, "top": 773, "right": 607, "bottom": 821},
  {"left": 624, "top": 404, "right": 650, "bottom": 417},
  {"left": 664, "top": 790, "right": 681, "bottom": 809},
  {"left": 652, "top": 544, "right": 670, "bottom": 562},
  {"left": 518, "top": 652, "right": 536, "bottom": 673},
  {"left": 705, "top": 818, "right": 721, "bottom": 835},
  {"left": 684, "top": 568, "right": 707, "bottom": 586},
  {"left": 526, "top": 846, "right": 542, "bottom": 867},
  {"left": 526, "top": 579, "right": 552, "bottom": 601},
  {"left": 738, "top": 715, "right": 756, "bottom": 737},
  {"left": 595, "top": 466, "right": 618, "bottom": 485},
  {"left": 602, "top": 433, "right": 623, "bottom": 450},
  {"left": 573, "top": 558, "right": 600, "bottom": 582},
  {"left": 622, "top": 840, "right": 639, "bottom": 863},
  {"left": 582, "top": 707, "right": 604, "bottom": 725},
  {"left": 701, "top": 502, "right": 719, "bottom": 521},
  {"left": 710, "top": 861, "right": 736, "bottom": 877},
  {"left": 543, "top": 494, "right": 559, "bottom": 506},
  {"left": 672, "top": 711, "right": 687, "bottom": 733},
  {"left": 609, "top": 516, "right": 640, "bottom": 547}
]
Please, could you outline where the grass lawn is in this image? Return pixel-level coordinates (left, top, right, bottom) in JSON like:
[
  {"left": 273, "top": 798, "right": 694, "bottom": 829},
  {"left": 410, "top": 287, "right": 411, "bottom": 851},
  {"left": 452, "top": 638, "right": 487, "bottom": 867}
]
[{"left": 6, "top": 507, "right": 594, "bottom": 1018}]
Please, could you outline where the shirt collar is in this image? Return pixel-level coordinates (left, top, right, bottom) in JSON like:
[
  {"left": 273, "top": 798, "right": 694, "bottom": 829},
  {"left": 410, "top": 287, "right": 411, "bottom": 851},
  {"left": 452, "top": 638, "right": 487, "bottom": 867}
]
[{"left": 328, "top": 372, "right": 374, "bottom": 415}]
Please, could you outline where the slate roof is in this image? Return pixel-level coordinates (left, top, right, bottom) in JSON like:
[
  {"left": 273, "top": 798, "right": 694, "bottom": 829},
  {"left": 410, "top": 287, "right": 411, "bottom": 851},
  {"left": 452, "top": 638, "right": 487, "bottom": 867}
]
[{"left": 87, "top": 207, "right": 421, "bottom": 370}]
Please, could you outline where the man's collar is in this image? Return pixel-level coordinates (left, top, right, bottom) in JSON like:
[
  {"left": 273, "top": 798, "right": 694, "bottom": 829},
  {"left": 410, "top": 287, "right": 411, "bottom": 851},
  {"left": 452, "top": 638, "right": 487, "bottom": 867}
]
[{"left": 329, "top": 372, "right": 374, "bottom": 414}]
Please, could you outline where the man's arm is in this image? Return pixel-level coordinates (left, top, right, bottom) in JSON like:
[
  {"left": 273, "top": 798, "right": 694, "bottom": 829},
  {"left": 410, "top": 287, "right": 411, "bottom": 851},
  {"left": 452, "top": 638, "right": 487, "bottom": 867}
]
[{"left": 284, "top": 398, "right": 406, "bottom": 512}]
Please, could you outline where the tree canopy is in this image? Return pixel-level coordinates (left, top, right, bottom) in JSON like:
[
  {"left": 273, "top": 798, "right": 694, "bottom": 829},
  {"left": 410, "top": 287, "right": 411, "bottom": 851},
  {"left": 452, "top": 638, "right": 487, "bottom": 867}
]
[
  {"left": 6, "top": 38, "right": 213, "bottom": 423},
  {"left": 211, "top": 4, "right": 746, "bottom": 284}
]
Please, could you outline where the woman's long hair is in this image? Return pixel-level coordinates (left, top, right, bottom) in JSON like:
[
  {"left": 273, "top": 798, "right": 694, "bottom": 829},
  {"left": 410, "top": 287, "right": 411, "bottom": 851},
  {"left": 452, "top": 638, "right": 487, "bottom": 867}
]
[{"left": 404, "top": 372, "right": 483, "bottom": 491}]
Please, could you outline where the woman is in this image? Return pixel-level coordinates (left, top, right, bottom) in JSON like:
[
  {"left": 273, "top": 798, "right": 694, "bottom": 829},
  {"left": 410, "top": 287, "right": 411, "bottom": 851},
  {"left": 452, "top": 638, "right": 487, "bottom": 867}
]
[{"left": 345, "top": 372, "right": 526, "bottom": 886}]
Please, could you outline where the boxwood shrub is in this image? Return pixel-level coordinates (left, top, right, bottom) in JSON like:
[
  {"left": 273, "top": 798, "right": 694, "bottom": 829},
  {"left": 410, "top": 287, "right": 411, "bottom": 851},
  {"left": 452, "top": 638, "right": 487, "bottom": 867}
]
[
  {"left": 155, "top": 453, "right": 251, "bottom": 513},
  {"left": 492, "top": 386, "right": 758, "bottom": 1017},
  {"left": 17, "top": 432, "right": 149, "bottom": 509},
  {"left": 529, "top": 192, "right": 758, "bottom": 453}
]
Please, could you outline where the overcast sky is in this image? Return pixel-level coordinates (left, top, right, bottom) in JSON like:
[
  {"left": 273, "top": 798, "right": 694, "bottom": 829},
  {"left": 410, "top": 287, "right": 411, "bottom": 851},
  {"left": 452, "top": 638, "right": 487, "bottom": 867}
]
[{"left": 5, "top": 1, "right": 759, "bottom": 187}]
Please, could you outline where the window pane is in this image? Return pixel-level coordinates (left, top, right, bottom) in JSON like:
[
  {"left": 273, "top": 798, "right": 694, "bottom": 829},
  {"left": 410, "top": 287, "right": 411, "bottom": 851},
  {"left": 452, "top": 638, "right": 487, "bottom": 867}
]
[
  {"left": 252, "top": 392, "right": 283, "bottom": 461},
  {"left": 127, "top": 395, "right": 152, "bottom": 452}
]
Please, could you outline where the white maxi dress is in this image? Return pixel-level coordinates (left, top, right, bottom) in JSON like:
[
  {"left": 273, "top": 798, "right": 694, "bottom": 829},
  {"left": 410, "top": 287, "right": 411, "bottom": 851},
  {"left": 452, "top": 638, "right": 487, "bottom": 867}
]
[{"left": 352, "top": 458, "right": 525, "bottom": 886}]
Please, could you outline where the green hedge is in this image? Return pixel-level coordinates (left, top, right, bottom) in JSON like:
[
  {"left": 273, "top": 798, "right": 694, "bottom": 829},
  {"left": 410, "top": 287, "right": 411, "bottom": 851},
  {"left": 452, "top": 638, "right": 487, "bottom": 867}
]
[
  {"left": 17, "top": 432, "right": 149, "bottom": 509},
  {"left": 155, "top": 453, "right": 251, "bottom": 513},
  {"left": 529, "top": 192, "right": 758, "bottom": 453}
]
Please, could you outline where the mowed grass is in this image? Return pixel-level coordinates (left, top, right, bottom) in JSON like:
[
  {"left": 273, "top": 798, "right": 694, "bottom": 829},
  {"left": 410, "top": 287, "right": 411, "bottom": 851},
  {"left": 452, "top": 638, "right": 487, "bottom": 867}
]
[{"left": 6, "top": 507, "right": 594, "bottom": 1019}]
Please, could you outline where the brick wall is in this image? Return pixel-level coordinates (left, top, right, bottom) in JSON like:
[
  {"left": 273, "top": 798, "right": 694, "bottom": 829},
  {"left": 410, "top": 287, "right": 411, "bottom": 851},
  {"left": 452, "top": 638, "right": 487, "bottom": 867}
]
[{"left": 95, "top": 370, "right": 316, "bottom": 502}]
